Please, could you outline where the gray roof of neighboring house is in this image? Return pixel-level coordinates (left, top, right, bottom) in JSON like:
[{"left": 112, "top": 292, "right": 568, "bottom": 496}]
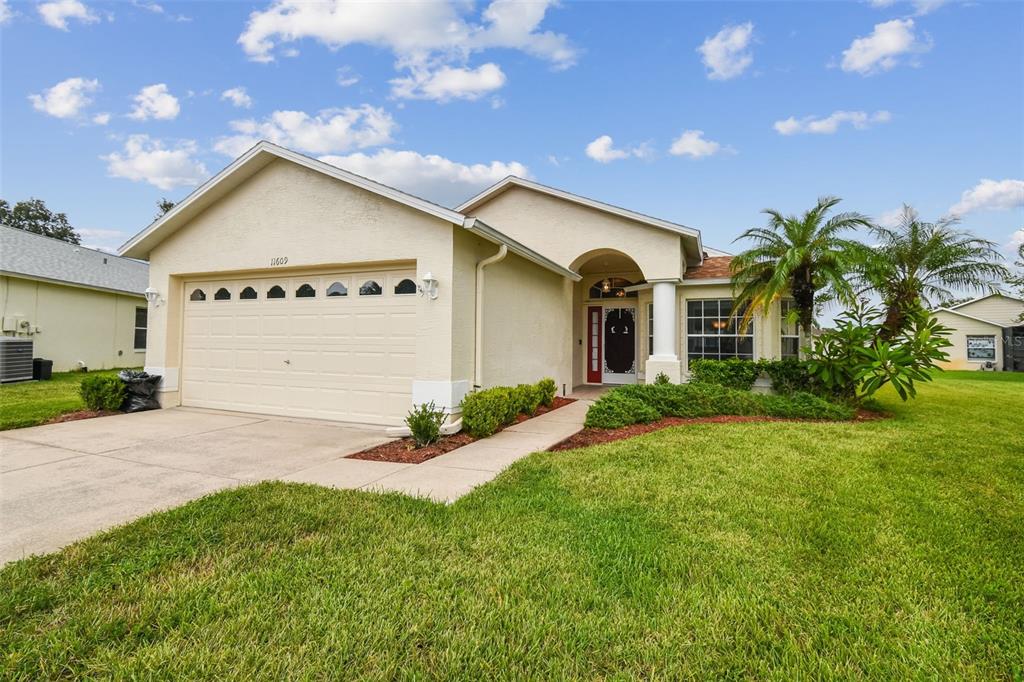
[{"left": 0, "top": 225, "right": 148, "bottom": 296}]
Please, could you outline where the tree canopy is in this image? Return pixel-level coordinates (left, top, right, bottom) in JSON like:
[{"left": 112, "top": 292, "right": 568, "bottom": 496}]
[{"left": 0, "top": 198, "right": 81, "bottom": 244}]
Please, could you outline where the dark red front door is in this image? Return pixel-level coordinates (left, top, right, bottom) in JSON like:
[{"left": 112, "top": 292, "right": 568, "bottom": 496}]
[{"left": 586, "top": 305, "right": 602, "bottom": 383}]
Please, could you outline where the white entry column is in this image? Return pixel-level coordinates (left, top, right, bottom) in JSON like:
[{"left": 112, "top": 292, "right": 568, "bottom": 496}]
[{"left": 646, "top": 280, "right": 682, "bottom": 383}]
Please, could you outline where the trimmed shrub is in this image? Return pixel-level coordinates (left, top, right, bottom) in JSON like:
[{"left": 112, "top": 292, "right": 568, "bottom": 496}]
[
  {"left": 512, "top": 384, "right": 542, "bottom": 416},
  {"left": 405, "top": 401, "right": 447, "bottom": 448},
  {"left": 536, "top": 378, "right": 557, "bottom": 407},
  {"left": 583, "top": 392, "right": 660, "bottom": 429},
  {"left": 584, "top": 382, "right": 854, "bottom": 429},
  {"left": 80, "top": 374, "right": 126, "bottom": 412},
  {"left": 654, "top": 372, "right": 671, "bottom": 385},
  {"left": 689, "top": 358, "right": 762, "bottom": 391},
  {"left": 760, "top": 359, "right": 815, "bottom": 395}
]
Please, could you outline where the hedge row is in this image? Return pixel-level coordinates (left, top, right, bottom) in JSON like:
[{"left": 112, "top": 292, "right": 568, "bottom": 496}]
[
  {"left": 461, "top": 378, "right": 558, "bottom": 438},
  {"left": 584, "top": 382, "right": 854, "bottom": 429},
  {"left": 689, "top": 358, "right": 815, "bottom": 394}
]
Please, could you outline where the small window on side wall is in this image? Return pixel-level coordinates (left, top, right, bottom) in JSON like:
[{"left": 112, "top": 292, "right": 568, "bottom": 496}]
[
  {"left": 394, "top": 278, "right": 417, "bottom": 295},
  {"left": 214, "top": 287, "right": 231, "bottom": 301},
  {"left": 296, "top": 283, "right": 316, "bottom": 298},
  {"left": 267, "top": 285, "right": 286, "bottom": 299},
  {"left": 326, "top": 281, "right": 348, "bottom": 297},
  {"left": 189, "top": 288, "right": 206, "bottom": 301},
  {"left": 359, "top": 280, "right": 382, "bottom": 296},
  {"left": 240, "top": 286, "right": 258, "bottom": 300}
]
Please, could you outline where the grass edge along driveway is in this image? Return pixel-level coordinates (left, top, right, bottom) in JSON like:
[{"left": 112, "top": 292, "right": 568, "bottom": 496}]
[
  {"left": 1, "top": 371, "right": 1022, "bottom": 679},
  {"left": 0, "top": 369, "right": 127, "bottom": 431}
]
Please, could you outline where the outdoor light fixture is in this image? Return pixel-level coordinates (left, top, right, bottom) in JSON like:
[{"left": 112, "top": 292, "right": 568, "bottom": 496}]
[
  {"left": 144, "top": 287, "right": 164, "bottom": 307},
  {"left": 602, "top": 278, "right": 612, "bottom": 293},
  {"left": 711, "top": 320, "right": 729, "bottom": 330},
  {"left": 419, "top": 272, "right": 439, "bottom": 300}
]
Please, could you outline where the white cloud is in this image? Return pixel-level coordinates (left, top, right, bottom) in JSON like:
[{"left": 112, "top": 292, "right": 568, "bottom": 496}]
[
  {"left": 669, "top": 130, "right": 724, "bottom": 158},
  {"left": 1007, "top": 228, "right": 1024, "bottom": 251},
  {"left": 841, "top": 19, "right": 930, "bottom": 75},
  {"left": 0, "top": 0, "right": 15, "bottom": 25},
  {"left": 336, "top": 66, "right": 360, "bottom": 87},
  {"left": 128, "top": 83, "right": 180, "bottom": 120},
  {"left": 238, "top": 0, "right": 576, "bottom": 67},
  {"left": 697, "top": 22, "right": 754, "bottom": 80},
  {"left": 584, "top": 135, "right": 651, "bottom": 164},
  {"left": 102, "top": 135, "right": 208, "bottom": 190},
  {"left": 774, "top": 110, "right": 891, "bottom": 135},
  {"left": 869, "top": 0, "right": 949, "bottom": 16},
  {"left": 390, "top": 63, "right": 506, "bottom": 102},
  {"left": 875, "top": 207, "right": 905, "bottom": 228},
  {"left": 948, "top": 179, "right": 1024, "bottom": 217},
  {"left": 319, "top": 148, "right": 529, "bottom": 206},
  {"left": 38, "top": 0, "right": 98, "bottom": 30},
  {"left": 214, "top": 105, "right": 396, "bottom": 157},
  {"left": 92, "top": 112, "right": 111, "bottom": 125},
  {"left": 221, "top": 86, "right": 252, "bottom": 108},
  {"left": 28, "top": 77, "right": 99, "bottom": 119}
]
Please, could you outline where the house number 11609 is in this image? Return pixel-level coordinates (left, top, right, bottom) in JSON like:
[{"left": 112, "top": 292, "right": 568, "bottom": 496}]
[{"left": 270, "top": 257, "right": 289, "bottom": 266}]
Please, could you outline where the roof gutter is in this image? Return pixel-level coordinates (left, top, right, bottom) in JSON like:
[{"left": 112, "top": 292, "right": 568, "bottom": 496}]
[{"left": 461, "top": 217, "right": 581, "bottom": 281}]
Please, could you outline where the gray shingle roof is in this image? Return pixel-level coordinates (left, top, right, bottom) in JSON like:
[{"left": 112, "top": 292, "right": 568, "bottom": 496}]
[{"left": 0, "top": 225, "right": 148, "bottom": 296}]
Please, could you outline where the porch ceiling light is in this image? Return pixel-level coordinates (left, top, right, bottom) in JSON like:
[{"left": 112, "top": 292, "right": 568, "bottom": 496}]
[
  {"left": 418, "top": 272, "right": 439, "bottom": 300},
  {"left": 602, "top": 278, "right": 611, "bottom": 293}
]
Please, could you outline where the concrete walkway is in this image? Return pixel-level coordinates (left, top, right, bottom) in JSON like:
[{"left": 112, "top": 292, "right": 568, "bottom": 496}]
[{"left": 284, "top": 399, "right": 591, "bottom": 503}]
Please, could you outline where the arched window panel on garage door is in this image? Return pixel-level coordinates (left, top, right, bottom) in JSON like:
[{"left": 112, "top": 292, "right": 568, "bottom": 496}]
[
  {"left": 295, "top": 283, "right": 316, "bottom": 298},
  {"left": 393, "top": 278, "right": 417, "bottom": 295},
  {"left": 267, "top": 285, "right": 286, "bottom": 299},
  {"left": 214, "top": 287, "right": 231, "bottom": 301},
  {"left": 326, "top": 281, "right": 348, "bottom": 297},
  {"left": 189, "top": 288, "right": 206, "bottom": 301},
  {"left": 359, "top": 280, "right": 382, "bottom": 296},
  {"left": 240, "top": 286, "right": 258, "bottom": 300}
]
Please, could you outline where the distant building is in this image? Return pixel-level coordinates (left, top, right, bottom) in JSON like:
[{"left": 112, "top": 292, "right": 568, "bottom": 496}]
[
  {"left": 0, "top": 225, "right": 149, "bottom": 372},
  {"left": 932, "top": 291, "right": 1024, "bottom": 371}
]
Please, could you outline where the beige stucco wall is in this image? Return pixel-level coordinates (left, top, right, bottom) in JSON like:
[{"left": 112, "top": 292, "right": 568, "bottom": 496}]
[
  {"left": 144, "top": 158, "right": 458, "bottom": 406},
  {"left": 1, "top": 275, "right": 145, "bottom": 372},
  {"left": 952, "top": 295, "right": 1024, "bottom": 326},
  {"left": 477, "top": 246, "right": 573, "bottom": 393},
  {"left": 932, "top": 310, "right": 1005, "bottom": 370},
  {"left": 466, "top": 185, "right": 687, "bottom": 280}
]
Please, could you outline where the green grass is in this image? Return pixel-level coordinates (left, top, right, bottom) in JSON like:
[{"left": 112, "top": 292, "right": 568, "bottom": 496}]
[
  {"left": 0, "top": 370, "right": 131, "bottom": 431},
  {"left": 2, "top": 372, "right": 1022, "bottom": 679}
]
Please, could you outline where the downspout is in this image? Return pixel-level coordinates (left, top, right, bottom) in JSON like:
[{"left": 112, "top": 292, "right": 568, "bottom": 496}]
[{"left": 474, "top": 243, "right": 508, "bottom": 388}]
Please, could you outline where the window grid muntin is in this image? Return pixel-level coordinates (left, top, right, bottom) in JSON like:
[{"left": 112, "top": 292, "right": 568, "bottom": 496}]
[
  {"left": 686, "top": 298, "right": 754, "bottom": 361},
  {"left": 966, "top": 335, "right": 996, "bottom": 360}
]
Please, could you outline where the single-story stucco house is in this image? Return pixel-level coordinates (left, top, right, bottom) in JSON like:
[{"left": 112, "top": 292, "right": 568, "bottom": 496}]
[
  {"left": 119, "top": 141, "right": 800, "bottom": 426},
  {"left": 932, "top": 292, "right": 1024, "bottom": 371},
  {"left": 1, "top": 225, "right": 149, "bottom": 373}
]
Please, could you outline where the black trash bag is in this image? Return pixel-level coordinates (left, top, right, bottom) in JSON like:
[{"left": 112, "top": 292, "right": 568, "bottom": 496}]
[{"left": 119, "top": 370, "right": 162, "bottom": 413}]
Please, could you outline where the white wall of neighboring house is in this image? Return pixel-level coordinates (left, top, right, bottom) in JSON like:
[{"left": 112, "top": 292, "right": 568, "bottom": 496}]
[
  {"left": 0, "top": 275, "right": 146, "bottom": 372},
  {"left": 932, "top": 310, "right": 1006, "bottom": 371}
]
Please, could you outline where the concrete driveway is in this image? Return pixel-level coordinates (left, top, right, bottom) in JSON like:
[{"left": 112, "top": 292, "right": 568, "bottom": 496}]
[{"left": 0, "top": 408, "right": 391, "bottom": 565}]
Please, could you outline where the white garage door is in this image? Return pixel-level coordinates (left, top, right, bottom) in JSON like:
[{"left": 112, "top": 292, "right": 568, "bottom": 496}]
[{"left": 181, "top": 270, "right": 417, "bottom": 425}]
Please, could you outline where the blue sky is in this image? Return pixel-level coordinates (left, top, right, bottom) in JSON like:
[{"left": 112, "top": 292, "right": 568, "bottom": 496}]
[{"left": 1, "top": 0, "right": 1022, "bottom": 260}]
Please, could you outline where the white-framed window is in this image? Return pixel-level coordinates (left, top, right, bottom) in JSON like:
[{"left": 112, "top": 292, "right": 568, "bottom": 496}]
[
  {"left": 966, "top": 335, "right": 996, "bottom": 360},
  {"left": 647, "top": 302, "right": 654, "bottom": 355},
  {"left": 134, "top": 307, "right": 148, "bottom": 351},
  {"left": 780, "top": 299, "right": 800, "bottom": 359},
  {"left": 686, "top": 298, "right": 754, "bottom": 361}
]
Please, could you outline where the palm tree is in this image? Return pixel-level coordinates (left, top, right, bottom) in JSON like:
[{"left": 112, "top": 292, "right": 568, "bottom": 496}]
[
  {"left": 730, "top": 196, "right": 870, "bottom": 346},
  {"left": 856, "top": 206, "right": 1009, "bottom": 339}
]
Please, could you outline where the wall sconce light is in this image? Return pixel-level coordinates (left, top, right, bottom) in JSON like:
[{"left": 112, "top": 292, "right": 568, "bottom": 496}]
[
  {"left": 418, "top": 272, "right": 439, "bottom": 300},
  {"left": 144, "top": 287, "right": 164, "bottom": 307}
]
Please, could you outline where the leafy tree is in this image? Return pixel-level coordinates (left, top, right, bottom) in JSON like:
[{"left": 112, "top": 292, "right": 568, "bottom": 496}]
[
  {"left": 730, "top": 196, "right": 870, "bottom": 346},
  {"left": 156, "top": 198, "right": 175, "bottom": 219},
  {"left": 0, "top": 198, "right": 81, "bottom": 244},
  {"left": 854, "top": 206, "right": 1008, "bottom": 339}
]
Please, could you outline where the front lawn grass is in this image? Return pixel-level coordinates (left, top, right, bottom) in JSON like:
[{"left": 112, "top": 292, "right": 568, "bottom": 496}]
[
  {"left": 1, "top": 371, "right": 1022, "bottom": 678},
  {"left": 0, "top": 369, "right": 128, "bottom": 431}
]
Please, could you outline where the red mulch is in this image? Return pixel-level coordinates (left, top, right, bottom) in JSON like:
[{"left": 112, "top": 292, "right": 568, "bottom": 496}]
[
  {"left": 45, "top": 409, "right": 118, "bottom": 425},
  {"left": 349, "top": 396, "right": 577, "bottom": 464},
  {"left": 548, "top": 408, "right": 887, "bottom": 452}
]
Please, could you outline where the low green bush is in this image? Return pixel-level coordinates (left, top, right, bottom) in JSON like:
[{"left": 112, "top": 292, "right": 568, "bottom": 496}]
[
  {"left": 760, "top": 359, "right": 815, "bottom": 395},
  {"left": 79, "top": 374, "right": 126, "bottom": 412},
  {"left": 689, "top": 358, "right": 762, "bottom": 391},
  {"left": 536, "top": 378, "right": 557, "bottom": 407},
  {"left": 461, "top": 378, "right": 558, "bottom": 438},
  {"left": 584, "top": 382, "right": 854, "bottom": 429},
  {"left": 405, "top": 401, "right": 447, "bottom": 448}
]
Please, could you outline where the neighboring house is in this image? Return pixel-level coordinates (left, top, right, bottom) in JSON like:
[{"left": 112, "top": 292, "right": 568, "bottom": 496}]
[
  {"left": 932, "top": 292, "right": 1024, "bottom": 372},
  {"left": 1, "top": 225, "right": 149, "bottom": 372},
  {"left": 119, "top": 141, "right": 794, "bottom": 426}
]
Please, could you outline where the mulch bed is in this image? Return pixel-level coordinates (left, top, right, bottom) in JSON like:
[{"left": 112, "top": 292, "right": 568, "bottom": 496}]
[
  {"left": 548, "top": 408, "right": 887, "bottom": 452},
  {"left": 348, "top": 396, "right": 576, "bottom": 465},
  {"left": 44, "top": 409, "right": 119, "bottom": 425}
]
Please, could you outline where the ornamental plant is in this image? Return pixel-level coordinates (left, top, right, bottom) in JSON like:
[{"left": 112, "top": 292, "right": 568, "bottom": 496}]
[
  {"left": 405, "top": 401, "right": 447, "bottom": 448},
  {"left": 806, "top": 302, "right": 952, "bottom": 403},
  {"left": 79, "top": 374, "right": 126, "bottom": 412}
]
